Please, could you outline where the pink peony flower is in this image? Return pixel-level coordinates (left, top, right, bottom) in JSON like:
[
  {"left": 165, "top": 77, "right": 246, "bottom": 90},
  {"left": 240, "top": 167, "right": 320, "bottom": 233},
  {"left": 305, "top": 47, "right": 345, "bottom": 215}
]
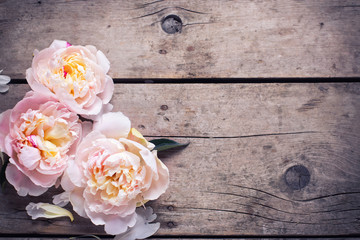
[
  {"left": 61, "top": 112, "right": 169, "bottom": 235},
  {"left": 26, "top": 40, "right": 114, "bottom": 119},
  {"left": 0, "top": 91, "right": 82, "bottom": 196}
]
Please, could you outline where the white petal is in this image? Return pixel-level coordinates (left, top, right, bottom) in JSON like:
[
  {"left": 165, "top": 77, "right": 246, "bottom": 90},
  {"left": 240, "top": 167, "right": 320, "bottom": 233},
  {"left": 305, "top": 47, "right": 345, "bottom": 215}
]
[
  {"left": 96, "top": 50, "right": 110, "bottom": 73},
  {"left": 0, "top": 84, "right": 9, "bottom": 93},
  {"left": 0, "top": 75, "right": 10, "bottom": 84},
  {"left": 5, "top": 164, "right": 48, "bottom": 196},
  {"left": 70, "top": 188, "right": 87, "bottom": 218},
  {"left": 49, "top": 39, "right": 68, "bottom": 49},
  {"left": 52, "top": 192, "right": 70, "bottom": 207},
  {"left": 93, "top": 112, "right": 131, "bottom": 139},
  {"left": 114, "top": 207, "right": 160, "bottom": 240},
  {"left": 104, "top": 213, "right": 136, "bottom": 235},
  {"left": 26, "top": 202, "right": 74, "bottom": 221}
]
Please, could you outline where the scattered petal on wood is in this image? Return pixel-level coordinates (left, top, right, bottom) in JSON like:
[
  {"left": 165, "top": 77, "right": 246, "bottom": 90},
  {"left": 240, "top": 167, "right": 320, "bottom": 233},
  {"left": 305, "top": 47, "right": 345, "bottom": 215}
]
[{"left": 26, "top": 202, "right": 74, "bottom": 221}]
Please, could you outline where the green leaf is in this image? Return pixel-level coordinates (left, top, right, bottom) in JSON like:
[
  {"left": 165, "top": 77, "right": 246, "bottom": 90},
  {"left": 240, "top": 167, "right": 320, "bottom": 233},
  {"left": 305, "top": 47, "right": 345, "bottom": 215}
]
[{"left": 150, "top": 139, "right": 189, "bottom": 152}]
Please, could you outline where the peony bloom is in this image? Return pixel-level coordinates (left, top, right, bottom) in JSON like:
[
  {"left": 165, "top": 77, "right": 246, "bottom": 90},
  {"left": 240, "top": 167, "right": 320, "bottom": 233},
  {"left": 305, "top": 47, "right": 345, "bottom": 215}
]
[
  {"left": 0, "top": 91, "right": 82, "bottom": 196},
  {"left": 61, "top": 112, "right": 169, "bottom": 235},
  {"left": 26, "top": 40, "right": 114, "bottom": 119}
]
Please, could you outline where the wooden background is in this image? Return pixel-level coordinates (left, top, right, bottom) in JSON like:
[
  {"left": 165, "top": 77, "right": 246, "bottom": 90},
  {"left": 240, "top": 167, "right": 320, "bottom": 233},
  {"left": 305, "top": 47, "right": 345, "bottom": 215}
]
[{"left": 0, "top": 0, "right": 360, "bottom": 239}]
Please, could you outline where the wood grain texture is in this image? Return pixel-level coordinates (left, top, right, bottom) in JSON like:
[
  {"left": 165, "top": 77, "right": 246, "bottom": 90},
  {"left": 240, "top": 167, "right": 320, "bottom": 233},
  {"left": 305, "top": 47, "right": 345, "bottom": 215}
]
[
  {"left": 0, "top": 83, "right": 359, "bottom": 236},
  {"left": 0, "top": 0, "right": 359, "bottom": 79}
]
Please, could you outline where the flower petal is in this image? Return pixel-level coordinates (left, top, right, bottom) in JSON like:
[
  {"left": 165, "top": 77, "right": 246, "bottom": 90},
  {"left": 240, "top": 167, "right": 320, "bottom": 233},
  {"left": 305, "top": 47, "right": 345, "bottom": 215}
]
[
  {"left": 142, "top": 151, "right": 170, "bottom": 200},
  {"left": 104, "top": 212, "right": 137, "bottom": 235},
  {"left": 0, "top": 74, "right": 11, "bottom": 84},
  {"left": 93, "top": 112, "right": 131, "bottom": 139},
  {"left": 26, "top": 202, "right": 74, "bottom": 221},
  {"left": 0, "top": 109, "right": 11, "bottom": 152},
  {"left": 127, "top": 128, "right": 155, "bottom": 150},
  {"left": 96, "top": 50, "right": 110, "bottom": 73},
  {"left": 0, "top": 84, "right": 9, "bottom": 93},
  {"left": 5, "top": 164, "right": 48, "bottom": 196},
  {"left": 53, "top": 192, "right": 70, "bottom": 207},
  {"left": 114, "top": 207, "right": 160, "bottom": 240},
  {"left": 70, "top": 188, "right": 87, "bottom": 218},
  {"left": 18, "top": 145, "right": 41, "bottom": 170}
]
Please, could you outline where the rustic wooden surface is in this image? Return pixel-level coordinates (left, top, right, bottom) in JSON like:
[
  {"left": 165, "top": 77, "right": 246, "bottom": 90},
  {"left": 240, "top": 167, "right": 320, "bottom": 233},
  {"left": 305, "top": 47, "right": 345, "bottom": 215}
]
[
  {"left": 0, "top": 84, "right": 359, "bottom": 238},
  {"left": 1, "top": 0, "right": 360, "bottom": 239},
  {"left": 0, "top": 0, "right": 360, "bottom": 79}
]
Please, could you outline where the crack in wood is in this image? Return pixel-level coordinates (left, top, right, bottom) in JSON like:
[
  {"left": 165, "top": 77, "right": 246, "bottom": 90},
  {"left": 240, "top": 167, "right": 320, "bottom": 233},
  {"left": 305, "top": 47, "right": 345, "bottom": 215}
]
[
  {"left": 134, "top": 6, "right": 207, "bottom": 19},
  {"left": 144, "top": 131, "right": 318, "bottom": 139},
  {"left": 179, "top": 207, "right": 356, "bottom": 225},
  {"left": 229, "top": 184, "right": 360, "bottom": 203}
]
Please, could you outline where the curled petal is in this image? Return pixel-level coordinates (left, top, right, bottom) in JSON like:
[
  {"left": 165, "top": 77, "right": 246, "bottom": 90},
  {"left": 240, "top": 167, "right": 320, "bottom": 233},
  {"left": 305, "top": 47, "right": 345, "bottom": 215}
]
[
  {"left": 0, "top": 109, "right": 11, "bottom": 151},
  {"left": 26, "top": 202, "right": 74, "bottom": 221},
  {"left": 5, "top": 164, "right": 47, "bottom": 196},
  {"left": 127, "top": 128, "right": 155, "bottom": 150},
  {"left": 93, "top": 112, "right": 131, "bottom": 139},
  {"left": 0, "top": 84, "right": 9, "bottom": 93},
  {"left": 96, "top": 50, "right": 110, "bottom": 73},
  {"left": 0, "top": 74, "right": 11, "bottom": 85},
  {"left": 114, "top": 207, "right": 160, "bottom": 240},
  {"left": 53, "top": 192, "right": 70, "bottom": 207},
  {"left": 142, "top": 152, "right": 169, "bottom": 200},
  {"left": 104, "top": 213, "right": 136, "bottom": 235}
]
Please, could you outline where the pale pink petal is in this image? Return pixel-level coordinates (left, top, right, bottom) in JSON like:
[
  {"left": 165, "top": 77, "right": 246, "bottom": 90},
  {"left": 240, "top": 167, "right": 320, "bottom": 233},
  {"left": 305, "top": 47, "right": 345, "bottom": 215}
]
[
  {"left": 6, "top": 164, "right": 48, "bottom": 196},
  {"left": 53, "top": 192, "right": 70, "bottom": 207},
  {"left": 0, "top": 109, "right": 11, "bottom": 151},
  {"left": 93, "top": 112, "right": 131, "bottom": 139},
  {"left": 49, "top": 39, "right": 68, "bottom": 49},
  {"left": 18, "top": 145, "right": 41, "bottom": 170},
  {"left": 70, "top": 188, "right": 87, "bottom": 218},
  {"left": 60, "top": 168, "right": 75, "bottom": 192},
  {"left": 9, "top": 157, "right": 60, "bottom": 188},
  {"left": 104, "top": 213, "right": 137, "bottom": 235},
  {"left": 119, "top": 139, "right": 157, "bottom": 173},
  {"left": 9, "top": 91, "right": 52, "bottom": 122},
  {"left": 83, "top": 97, "right": 102, "bottom": 115},
  {"left": 143, "top": 152, "right": 170, "bottom": 200},
  {"left": 98, "top": 75, "right": 114, "bottom": 104},
  {"left": 66, "top": 159, "right": 84, "bottom": 187},
  {"left": 114, "top": 207, "right": 160, "bottom": 240},
  {"left": 84, "top": 204, "right": 106, "bottom": 225},
  {"left": 96, "top": 50, "right": 110, "bottom": 73}
]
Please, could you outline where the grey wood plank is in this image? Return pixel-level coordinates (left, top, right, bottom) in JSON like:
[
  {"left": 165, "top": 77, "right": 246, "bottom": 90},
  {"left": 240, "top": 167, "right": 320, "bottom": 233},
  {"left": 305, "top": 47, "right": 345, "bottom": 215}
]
[
  {"left": 0, "top": 83, "right": 359, "bottom": 236},
  {"left": 0, "top": 0, "right": 359, "bottom": 79},
  {"left": 2, "top": 83, "right": 359, "bottom": 138}
]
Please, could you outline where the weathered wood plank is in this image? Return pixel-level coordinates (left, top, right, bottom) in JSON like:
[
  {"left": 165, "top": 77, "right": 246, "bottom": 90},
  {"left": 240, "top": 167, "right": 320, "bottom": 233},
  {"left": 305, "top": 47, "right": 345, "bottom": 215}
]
[
  {"left": 0, "top": 83, "right": 359, "bottom": 236},
  {"left": 1, "top": 0, "right": 359, "bottom": 79},
  {"left": 2, "top": 83, "right": 359, "bottom": 138}
]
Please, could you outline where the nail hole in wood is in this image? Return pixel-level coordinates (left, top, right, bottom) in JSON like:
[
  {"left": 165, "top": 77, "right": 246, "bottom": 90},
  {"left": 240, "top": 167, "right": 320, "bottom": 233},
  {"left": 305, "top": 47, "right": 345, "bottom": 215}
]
[
  {"left": 167, "top": 221, "right": 176, "bottom": 228},
  {"left": 161, "top": 15, "right": 182, "bottom": 34},
  {"left": 285, "top": 165, "right": 310, "bottom": 190}
]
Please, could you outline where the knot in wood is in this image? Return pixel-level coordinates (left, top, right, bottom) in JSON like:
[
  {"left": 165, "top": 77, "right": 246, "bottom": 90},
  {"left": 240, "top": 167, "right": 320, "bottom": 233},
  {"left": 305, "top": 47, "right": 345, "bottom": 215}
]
[
  {"left": 285, "top": 165, "right": 310, "bottom": 190},
  {"left": 161, "top": 15, "right": 182, "bottom": 34}
]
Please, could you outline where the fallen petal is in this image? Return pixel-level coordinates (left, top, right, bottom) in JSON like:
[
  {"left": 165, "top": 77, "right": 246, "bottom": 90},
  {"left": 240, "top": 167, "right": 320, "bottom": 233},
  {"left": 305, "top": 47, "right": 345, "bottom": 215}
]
[
  {"left": 53, "top": 192, "right": 70, "bottom": 207},
  {"left": 114, "top": 207, "right": 160, "bottom": 240},
  {"left": 26, "top": 202, "right": 74, "bottom": 221}
]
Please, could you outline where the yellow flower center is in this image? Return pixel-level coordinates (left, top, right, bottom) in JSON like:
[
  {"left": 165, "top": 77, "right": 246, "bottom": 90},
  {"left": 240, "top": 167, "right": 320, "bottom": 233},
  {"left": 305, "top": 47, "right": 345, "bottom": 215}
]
[
  {"left": 86, "top": 149, "right": 145, "bottom": 205},
  {"left": 17, "top": 109, "right": 73, "bottom": 164}
]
